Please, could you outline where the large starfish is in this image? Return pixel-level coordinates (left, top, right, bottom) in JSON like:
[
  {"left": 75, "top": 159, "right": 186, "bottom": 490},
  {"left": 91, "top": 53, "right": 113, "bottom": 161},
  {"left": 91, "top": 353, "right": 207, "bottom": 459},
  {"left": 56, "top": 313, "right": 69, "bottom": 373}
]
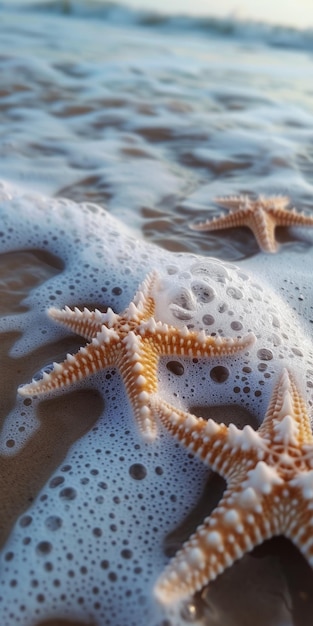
[
  {"left": 18, "top": 272, "right": 254, "bottom": 441},
  {"left": 152, "top": 368, "right": 313, "bottom": 603},
  {"left": 190, "top": 195, "right": 313, "bottom": 253}
]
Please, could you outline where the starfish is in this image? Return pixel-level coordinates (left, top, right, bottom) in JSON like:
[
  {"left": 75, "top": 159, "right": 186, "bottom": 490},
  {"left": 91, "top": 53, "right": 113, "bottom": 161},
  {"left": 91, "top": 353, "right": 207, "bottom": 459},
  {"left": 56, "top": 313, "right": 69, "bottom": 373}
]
[
  {"left": 18, "top": 271, "right": 255, "bottom": 441},
  {"left": 190, "top": 194, "right": 313, "bottom": 253},
  {"left": 152, "top": 367, "right": 313, "bottom": 604}
]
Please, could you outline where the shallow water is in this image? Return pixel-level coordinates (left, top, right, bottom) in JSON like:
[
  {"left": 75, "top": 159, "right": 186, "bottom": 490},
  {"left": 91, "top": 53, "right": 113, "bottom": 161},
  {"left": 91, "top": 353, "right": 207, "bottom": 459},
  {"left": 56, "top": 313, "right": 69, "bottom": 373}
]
[
  {"left": 2, "top": 2, "right": 313, "bottom": 260},
  {"left": 2, "top": 2, "right": 313, "bottom": 625}
]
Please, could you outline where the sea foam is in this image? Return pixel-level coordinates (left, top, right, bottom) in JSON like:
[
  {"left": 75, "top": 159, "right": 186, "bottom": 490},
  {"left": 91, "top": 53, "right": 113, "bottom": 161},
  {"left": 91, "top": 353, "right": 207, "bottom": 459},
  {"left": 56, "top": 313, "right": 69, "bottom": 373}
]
[{"left": 0, "top": 181, "right": 311, "bottom": 625}]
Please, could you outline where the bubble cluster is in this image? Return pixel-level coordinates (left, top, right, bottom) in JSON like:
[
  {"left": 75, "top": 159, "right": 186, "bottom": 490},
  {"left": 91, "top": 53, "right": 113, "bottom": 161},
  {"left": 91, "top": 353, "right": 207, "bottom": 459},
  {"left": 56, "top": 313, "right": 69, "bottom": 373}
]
[
  {"left": 155, "top": 258, "right": 313, "bottom": 418},
  {"left": 0, "top": 387, "right": 207, "bottom": 626}
]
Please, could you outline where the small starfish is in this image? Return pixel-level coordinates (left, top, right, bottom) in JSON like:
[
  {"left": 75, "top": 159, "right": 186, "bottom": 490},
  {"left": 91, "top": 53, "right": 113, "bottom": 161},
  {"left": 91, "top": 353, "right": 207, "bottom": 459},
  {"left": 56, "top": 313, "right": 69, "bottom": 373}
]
[
  {"left": 190, "top": 195, "right": 313, "bottom": 253},
  {"left": 152, "top": 368, "right": 313, "bottom": 603},
  {"left": 18, "top": 272, "right": 254, "bottom": 441}
]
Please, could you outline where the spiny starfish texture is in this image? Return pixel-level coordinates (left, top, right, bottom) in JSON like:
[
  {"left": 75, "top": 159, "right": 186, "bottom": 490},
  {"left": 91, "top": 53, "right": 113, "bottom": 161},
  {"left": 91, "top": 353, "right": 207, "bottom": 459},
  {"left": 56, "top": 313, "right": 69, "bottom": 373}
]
[
  {"left": 18, "top": 272, "right": 254, "bottom": 441},
  {"left": 190, "top": 195, "right": 313, "bottom": 253},
  {"left": 152, "top": 368, "right": 313, "bottom": 604}
]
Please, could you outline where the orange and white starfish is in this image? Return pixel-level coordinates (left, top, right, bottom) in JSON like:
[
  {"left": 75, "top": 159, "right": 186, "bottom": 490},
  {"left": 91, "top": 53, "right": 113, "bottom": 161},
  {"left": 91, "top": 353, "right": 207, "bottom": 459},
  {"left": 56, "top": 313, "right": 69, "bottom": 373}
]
[
  {"left": 18, "top": 271, "right": 254, "bottom": 441},
  {"left": 152, "top": 368, "right": 313, "bottom": 603},
  {"left": 190, "top": 195, "right": 313, "bottom": 253}
]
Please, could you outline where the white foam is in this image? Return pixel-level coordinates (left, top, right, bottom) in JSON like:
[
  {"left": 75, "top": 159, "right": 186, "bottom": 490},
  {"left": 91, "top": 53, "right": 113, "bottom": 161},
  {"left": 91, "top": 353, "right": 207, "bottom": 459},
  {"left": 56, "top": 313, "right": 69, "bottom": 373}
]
[{"left": 0, "top": 182, "right": 313, "bottom": 625}]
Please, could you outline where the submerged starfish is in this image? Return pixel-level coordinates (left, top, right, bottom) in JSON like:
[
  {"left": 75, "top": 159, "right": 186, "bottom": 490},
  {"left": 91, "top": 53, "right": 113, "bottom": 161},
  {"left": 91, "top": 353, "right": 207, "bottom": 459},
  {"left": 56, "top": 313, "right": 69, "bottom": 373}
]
[
  {"left": 18, "top": 272, "right": 254, "bottom": 441},
  {"left": 190, "top": 195, "right": 313, "bottom": 253},
  {"left": 152, "top": 368, "right": 313, "bottom": 603}
]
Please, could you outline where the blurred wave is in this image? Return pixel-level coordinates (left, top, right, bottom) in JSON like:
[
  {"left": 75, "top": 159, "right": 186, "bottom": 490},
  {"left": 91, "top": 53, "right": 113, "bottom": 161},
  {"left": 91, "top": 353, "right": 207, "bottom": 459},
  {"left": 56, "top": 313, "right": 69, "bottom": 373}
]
[{"left": 3, "top": 0, "right": 313, "bottom": 52}]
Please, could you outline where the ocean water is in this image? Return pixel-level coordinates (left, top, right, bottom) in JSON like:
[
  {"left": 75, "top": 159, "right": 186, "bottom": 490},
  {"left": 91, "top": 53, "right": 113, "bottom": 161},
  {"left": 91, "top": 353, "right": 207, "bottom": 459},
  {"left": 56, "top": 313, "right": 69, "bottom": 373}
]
[
  {"left": 1, "top": 2, "right": 313, "bottom": 626},
  {"left": 2, "top": 0, "right": 313, "bottom": 262}
]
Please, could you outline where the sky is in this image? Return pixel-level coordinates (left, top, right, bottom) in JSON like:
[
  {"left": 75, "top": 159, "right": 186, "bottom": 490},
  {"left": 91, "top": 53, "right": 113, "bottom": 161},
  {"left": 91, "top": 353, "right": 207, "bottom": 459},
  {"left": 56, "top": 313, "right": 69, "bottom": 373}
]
[{"left": 121, "top": 0, "right": 313, "bottom": 29}]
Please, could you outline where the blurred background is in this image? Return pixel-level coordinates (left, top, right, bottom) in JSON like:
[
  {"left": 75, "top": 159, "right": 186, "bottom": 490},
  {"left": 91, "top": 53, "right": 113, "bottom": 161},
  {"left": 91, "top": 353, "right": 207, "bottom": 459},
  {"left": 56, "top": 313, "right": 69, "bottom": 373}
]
[{"left": 6, "top": 0, "right": 313, "bottom": 27}]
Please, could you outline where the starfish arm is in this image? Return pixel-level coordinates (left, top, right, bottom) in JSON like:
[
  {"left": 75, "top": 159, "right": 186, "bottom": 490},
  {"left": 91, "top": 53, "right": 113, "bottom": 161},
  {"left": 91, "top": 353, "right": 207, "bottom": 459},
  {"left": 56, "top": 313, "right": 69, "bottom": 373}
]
[
  {"left": 269, "top": 207, "right": 313, "bottom": 228},
  {"left": 246, "top": 210, "right": 277, "bottom": 253},
  {"left": 126, "top": 270, "right": 158, "bottom": 321},
  {"left": 48, "top": 306, "right": 106, "bottom": 340},
  {"left": 140, "top": 321, "right": 256, "bottom": 359},
  {"left": 284, "top": 482, "right": 313, "bottom": 565},
  {"left": 118, "top": 333, "right": 160, "bottom": 441},
  {"left": 18, "top": 327, "right": 119, "bottom": 397},
  {"left": 151, "top": 398, "right": 270, "bottom": 479},
  {"left": 214, "top": 195, "right": 290, "bottom": 212},
  {"left": 190, "top": 207, "right": 254, "bottom": 232},
  {"left": 155, "top": 485, "right": 275, "bottom": 605},
  {"left": 150, "top": 398, "right": 230, "bottom": 475},
  {"left": 259, "top": 368, "right": 313, "bottom": 445},
  {"left": 214, "top": 194, "right": 251, "bottom": 210}
]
